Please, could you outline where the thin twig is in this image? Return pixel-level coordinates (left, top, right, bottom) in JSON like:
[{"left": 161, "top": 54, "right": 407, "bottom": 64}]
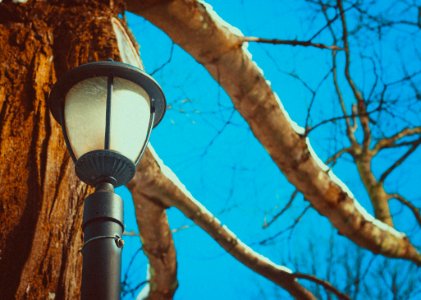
[
  {"left": 390, "top": 194, "right": 421, "bottom": 227},
  {"left": 294, "top": 273, "right": 351, "bottom": 300},
  {"left": 326, "top": 147, "right": 352, "bottom": 165},
  {"left": 373, "top": 127, "right": 421, "bottom": 153},
  {"left": 379, "top": 139, "right": 421, "bottom": 182},
  {"left": 263, "top": 190, "right": 299, "bottom": 229},
  {"left": 306, "top": 107, "right": 380, "bottom": 135},
  {"left": 242, "top": 36, "right": 342, "bottom": 50},
  {"left": 259, "top": 205, "right": 311, "bottom": 245},
  {"left": 149, "top": 42, "right": 175, "bottom": 75},
  {"left": 338, "top": 0, "right": 372, "bottom": 151}
]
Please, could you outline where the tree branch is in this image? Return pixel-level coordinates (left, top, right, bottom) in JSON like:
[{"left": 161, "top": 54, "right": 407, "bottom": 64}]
[
  {"left": 318, "top": 1, "right": 358, "bottom": 147},
  {"left": 373, "top": 127, "right": 421, "bottom": 153},
  {"left": 263, "top": 189, "right": 298, "bottom": 229},
  {"left": 326, "top": 147, "right": 352, "bottom": 165},
  {"left": 337, "top": 0, "right": 372, "bottom": 151},
  {"left": 305, "top": 107, "right": 379, "bottom": 135},
  {"left": 121, "top": 247, "right": 144, "bottom": 298},
  {"left": 114, "top": 18, "right": 178, "bottom": 299},
  {"left": 242, "top": 36, "right": 342, "bottom": 50},
  {"left": 390, "top": 194, "right": 421, "bottom": 227},
  {"left": 128, "top": 148, "right": 317, "bottom": 299},
  {"left": 294, "top": 273, "right": 350, "bottom": 300},
  {"left": 127, "top": 0, "right": 421, "bottom": 264},
  {"left": 259, "top": 205, "right": 311, "bottom": 245},
  {"left": 379, "top": 139, "right": 421, "bottom": 183},
  {"left": 132, "top": 193, "right": 178, "bottom": 300}
]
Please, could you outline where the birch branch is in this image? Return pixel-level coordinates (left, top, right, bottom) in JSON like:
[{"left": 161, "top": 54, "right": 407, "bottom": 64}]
[
  {"left": 129, "top": 148, "right": 319, "bottom": 299},
  {"left": 134, "top": 194, "right": 178, "bottom": 300},
  {"left": 126, "top": 0, "right": 421, "bottom": 265},
  {"left": 112, "top": 17, "right": 178, "bottom": 299}
]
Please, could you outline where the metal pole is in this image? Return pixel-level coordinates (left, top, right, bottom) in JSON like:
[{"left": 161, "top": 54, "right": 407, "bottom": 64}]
[{"left": 81, "top": 182, "right": 124, "bottom": 300}]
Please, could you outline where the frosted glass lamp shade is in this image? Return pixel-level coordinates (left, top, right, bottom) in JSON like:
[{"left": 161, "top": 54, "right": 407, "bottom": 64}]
[
  {"left": 64, "top": 77, "right": 108, "bottom": 160},
  {"left": 64, "top": 77, "right": 152, "bottom": 162},
  {"left": 48, "top": 61, "right": 166, "bottom": 186},
  {"left": 110, "top": 78, "right": 152, "bottom": 161}
]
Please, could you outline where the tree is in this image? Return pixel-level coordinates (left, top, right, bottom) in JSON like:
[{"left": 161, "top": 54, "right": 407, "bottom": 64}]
[
  {"left": 0, "top": 1, "right": 130, "bottom": 298},
  {"left": 0, "top": 0, "right": 419, "bottom": 299}
]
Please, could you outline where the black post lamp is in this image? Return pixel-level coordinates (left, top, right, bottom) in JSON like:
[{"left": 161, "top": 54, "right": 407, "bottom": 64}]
[{"left": 48, "top": 61, "right": 166, "bottom": 299}]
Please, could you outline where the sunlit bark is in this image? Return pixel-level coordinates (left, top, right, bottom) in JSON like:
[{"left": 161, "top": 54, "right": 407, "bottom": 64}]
[
  {"left": 112, "top": 19, "right": 179, "bottom": 299},
  {"left": 126, "top": 0, "right": 421, "bottom": 264},
  {"left": 1, "top": 0, "right": 419, "bottom": 299},
  {"left": 134, "top": 194, "right": 178, "bottom": 300},
  {"left": 0, "top": 1, "right": 126, "bottom": 298},
  {"left": 129, "top": 148, "right": 352, "bottom": 300}
]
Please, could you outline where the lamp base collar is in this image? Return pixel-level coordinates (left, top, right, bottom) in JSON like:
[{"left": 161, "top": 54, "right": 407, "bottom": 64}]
[{"left": 75, "top": 150, "right": 135, "bottom": 187}]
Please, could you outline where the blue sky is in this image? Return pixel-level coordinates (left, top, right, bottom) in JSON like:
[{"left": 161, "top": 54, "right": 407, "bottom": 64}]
[{"left": 117, "top": 1, "right": 421, "bottom": 299}]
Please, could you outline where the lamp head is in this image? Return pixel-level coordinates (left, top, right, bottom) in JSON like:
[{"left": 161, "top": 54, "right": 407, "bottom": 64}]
[{"left": 48, "top": 61, "right": 166, "bottom": 186}]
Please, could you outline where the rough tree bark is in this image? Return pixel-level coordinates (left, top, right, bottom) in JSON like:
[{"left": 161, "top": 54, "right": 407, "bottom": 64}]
[
  {"left": 1, "top": 0, "right": 418, "bottom": 299},
  {"left": 0, "top": 1, "right": 130, "bottom": 298},
  {"left": 0, "top": 1, "right": 322, "bottom": 299}
]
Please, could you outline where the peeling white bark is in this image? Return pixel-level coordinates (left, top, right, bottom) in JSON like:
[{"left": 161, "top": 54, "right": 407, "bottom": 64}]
[
  {"left": 129, "top": 148, "right": 315, "bottom": 299},
  {"left": 126, "top": 0, "right": 421, "bottom": 264},
  {"left": 111, "top": 17, "right": 143, "bottom": 68}
]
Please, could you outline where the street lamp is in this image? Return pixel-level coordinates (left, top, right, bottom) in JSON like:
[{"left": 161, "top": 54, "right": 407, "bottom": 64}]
[{"left": 48, "top": 61, "right": 166, "bottom": 299}]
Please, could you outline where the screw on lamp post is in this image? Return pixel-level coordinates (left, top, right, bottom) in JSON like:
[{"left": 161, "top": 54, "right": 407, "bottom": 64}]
[{"left": 47, "top": 61, "right": 166, "bottom": 299}]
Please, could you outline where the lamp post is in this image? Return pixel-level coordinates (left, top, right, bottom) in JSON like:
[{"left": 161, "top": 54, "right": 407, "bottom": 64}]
[{"left": 47, "top": 61, "right": 166, "bottom": 299}]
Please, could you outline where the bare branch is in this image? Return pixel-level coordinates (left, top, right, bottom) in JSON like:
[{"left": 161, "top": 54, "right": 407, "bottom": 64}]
[
  {"left": 149, "top": 42, "right": 175, "bottom": 76},
  {"left": 326, "top": 147, "right": 352, "bottom": 165},
  {"left": 129, "top": 148, "right": 316, "bottom": 299},
  {"left": 308, "top": 9, "right": 341, "bottom": 41},
  {"left": 351, "top": 4, "right": 421, "bottom": 29},
  {"left": 133, "top": 194, "right": 178, "bottom": 300},
  {"left": 337, "top": 0, "right": 372, "bottom": 151},
  {"left": 128, "top": 0, "right": 421, "bottom": 264},
  {"left": 373, "top": 127, "right": 421, "bottom": 153},
  {"left": 317, "top": 1, "right": 358, "bottom": 147},
  {"left": 332, "top": 49, "right": 359, "bottom": 143},
  {"left": 379, "top": 139, "right": 421, "bottom": 183},
  {"left": 263, "top": 189, "right": 299, "bottom": 229},
  {"left": 305, "top": 107, "right": 380, "bottom": 135},
  {"left": 259, "top": 205, "right": 311, "bottom": 245},
  {"left": 264, "top": 147, "right": 352, "bottom": 230},
  {"left": 121, "top": 247, "right": 144, "bottom": 298},
  {"left": 390, "top": 194, "right": 421, "bottom": 227},
  {"left": 242, "top": 36, "right": 342, "bottom": 50},
  {"left": 122, "top": 279, "right": 148, "bottom": 298},
  {"left": 114, "top": 20, "right": 179, "bottom": 299},
  {"left": 294, "top": 273, "right": 350, "bottom": 300}
]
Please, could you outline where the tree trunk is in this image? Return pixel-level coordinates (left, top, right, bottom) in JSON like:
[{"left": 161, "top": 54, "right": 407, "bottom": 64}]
[{"left": 0, "top": 1, "right": 126, "bottom": 298}]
